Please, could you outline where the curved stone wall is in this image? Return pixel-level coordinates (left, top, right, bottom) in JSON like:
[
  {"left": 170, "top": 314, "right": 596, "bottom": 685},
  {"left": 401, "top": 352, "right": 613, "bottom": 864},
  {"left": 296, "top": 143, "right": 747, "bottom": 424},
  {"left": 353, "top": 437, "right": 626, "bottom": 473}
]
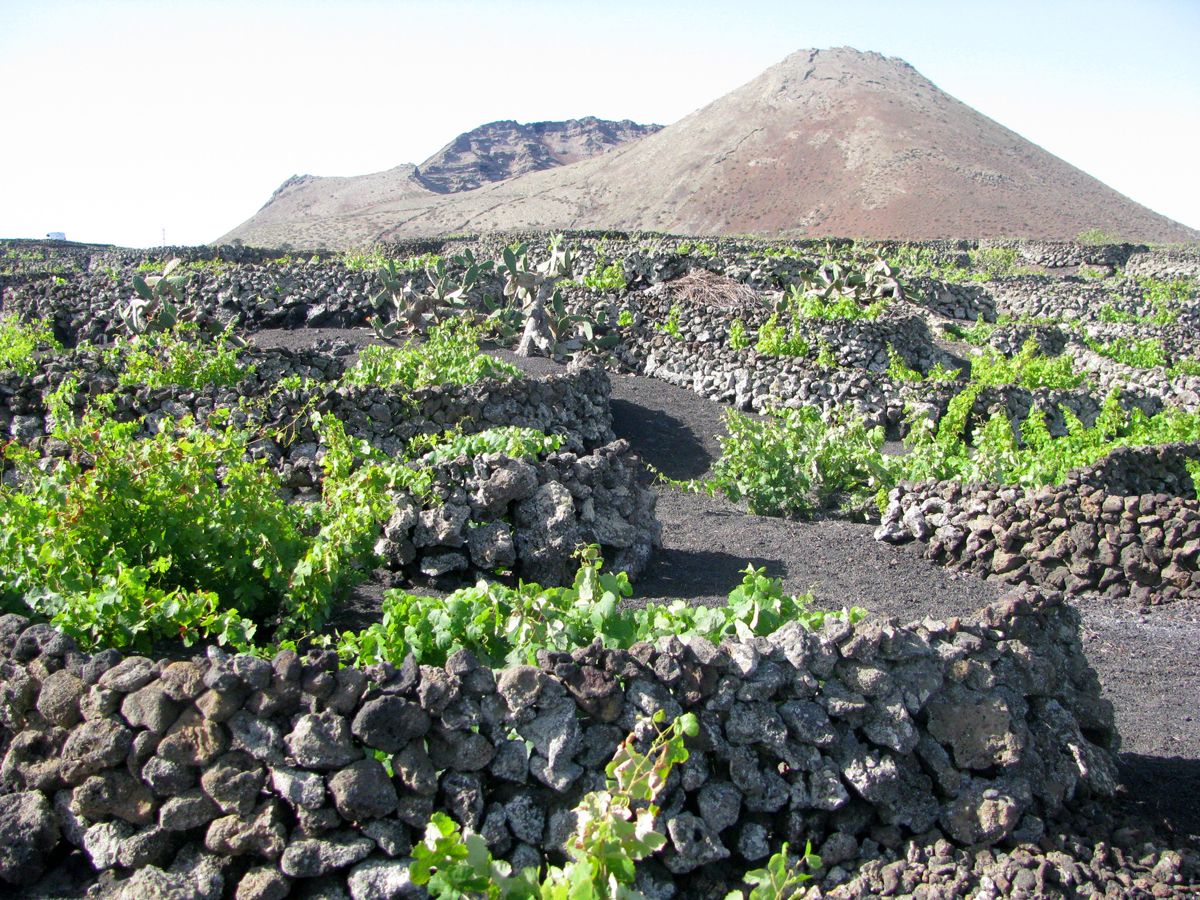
[
  {"left": 0, "top": 587, "right": 1117, "bottom": 896},
  {"left": 0, "top": 348, "right": 615, "bottom": 461},
  {"left": 876, "top": 448, "right": 1200, "bottom": 604}
]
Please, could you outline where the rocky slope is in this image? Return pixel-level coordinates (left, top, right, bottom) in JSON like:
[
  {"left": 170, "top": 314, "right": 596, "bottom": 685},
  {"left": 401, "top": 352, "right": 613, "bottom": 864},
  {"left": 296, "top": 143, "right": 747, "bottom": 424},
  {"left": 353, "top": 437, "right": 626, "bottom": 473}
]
[
  {"left": 414, "top": 117, "right": 662, "bottom": 193},
  {"left": 218, "top": 48, "right": 1198, "bottom": 249},
  {"left": 220, "top": 118, "right": 659, "bottom": 250}
]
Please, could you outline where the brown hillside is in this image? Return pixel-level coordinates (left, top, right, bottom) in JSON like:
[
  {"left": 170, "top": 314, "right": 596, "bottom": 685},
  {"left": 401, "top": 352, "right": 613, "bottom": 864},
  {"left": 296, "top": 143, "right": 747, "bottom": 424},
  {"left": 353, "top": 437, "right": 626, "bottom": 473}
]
[{"left": 219, "top": 48, "right": 1198, "bottom": 248}]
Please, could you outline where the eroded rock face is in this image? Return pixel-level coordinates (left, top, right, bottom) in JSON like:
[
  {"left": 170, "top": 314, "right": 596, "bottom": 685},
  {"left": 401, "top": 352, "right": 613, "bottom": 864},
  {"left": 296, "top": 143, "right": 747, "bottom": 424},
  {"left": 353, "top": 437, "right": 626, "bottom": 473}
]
[
  {"left": 351, "top": 697, "right": 429, "bottom": 753},
  {"left": 0, "top": 588, "right": 1120, "bottom": 894},
  {"left": 281, "top": 832, "right": 374, "bottom": 878},
  {"left": 285, "top": 711, "right": 360, "bottom": 770},
  {"left": 514, "top": 481, "right": 582, "bottom": 585},
  {"left": 414, "top": 117, "right": 663, "bottom": 194}
]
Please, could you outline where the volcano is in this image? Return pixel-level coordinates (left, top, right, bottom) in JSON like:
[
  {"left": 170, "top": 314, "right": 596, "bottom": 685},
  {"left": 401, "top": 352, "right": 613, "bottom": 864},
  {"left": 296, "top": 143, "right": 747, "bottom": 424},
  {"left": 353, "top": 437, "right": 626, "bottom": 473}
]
[{"left": 219, "top": 48, "right": 1197, "bottom": 248}]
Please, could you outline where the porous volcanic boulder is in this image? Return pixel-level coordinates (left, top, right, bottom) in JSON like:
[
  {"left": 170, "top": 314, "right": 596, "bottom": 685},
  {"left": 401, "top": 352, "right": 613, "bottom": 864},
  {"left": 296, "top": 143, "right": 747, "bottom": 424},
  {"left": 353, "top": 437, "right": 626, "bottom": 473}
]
[{"left": 0, "top": 791, "right": 60, "bottom": 885}]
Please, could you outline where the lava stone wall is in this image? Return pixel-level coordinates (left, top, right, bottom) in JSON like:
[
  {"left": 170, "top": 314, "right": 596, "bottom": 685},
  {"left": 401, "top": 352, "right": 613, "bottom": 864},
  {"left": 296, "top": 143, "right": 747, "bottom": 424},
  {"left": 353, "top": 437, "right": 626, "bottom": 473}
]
[
  {"left": 1125, "top": 249, "right": 1200, "bottom": 281},
  {"left": 379, "top": 438, "right": 661, "bottom": 584},
  {"left": 907, "top": 279, "right": 996, "bottom": 321},
  {"left": 598, "top": 289, "right": 1158, "bottom": 440},
  {"left": 0, "top": 349, "right": 615, "bottom": 464},
  {"left": 876, "top": 450, "right": 1200, "bottom": 604},
  {"left": 0, "top": 587, "right": 1117, "bottom": 897},
  {"left": 3, "top": 265, "right": 384, "bottom": 344},
  {"left": 1005, "top": 241, "right": 1143, "bottom": 269}
]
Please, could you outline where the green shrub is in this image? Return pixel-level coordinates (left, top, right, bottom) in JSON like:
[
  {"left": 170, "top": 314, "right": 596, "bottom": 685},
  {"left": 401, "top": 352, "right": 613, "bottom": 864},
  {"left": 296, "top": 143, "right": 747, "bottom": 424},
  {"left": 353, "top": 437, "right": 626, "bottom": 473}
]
[
  {"left": 583, "top": 259, "right": 627, "bottom": 292},
  {"left": 1086, "top": 336, "right": 1166, "bottom": 369},
  {"left": 944, "top": 316, "right": 996, "bottom": 346},
  {"left": 405, "top": 426, "right": 562, "bottom": 465},
  {"left": 396, "top": 252, "right": 441, "bottom": 272},
  {"left": 676, "top": 240, "right": 716, "bottom": 258},
  {"left": 926, "top": 363, "right": 962, "bottom": 382},
  {"left": 755, "top": 314, "right": 809, "bottom": 357},
  {"left": 1077, "top": 228, "right": 1120, "bottom": 245},
  {"left": 885, "top": 345, "right": 960, "bottom": 383},
  {"left": 0, "top": 398, "right": 303, "bottom": 650},
  {"left": 698, "top": 406, "right": 891, "bottom": 517},
  {"left": 968, "top": 338, "right": 1084, "bottom": 389},
  {"left": 890, "top": 387, "right": 1200, "bottom": 494},
  {"left": 409, "top": 712, "right": 708, "bottom": 898},
  {"left": 1097, "top": 303, "right": 1177, "bottom": 326},
  {"left": 0, "top": 387, "right": 438, "bottom": 651},
  {"left": 285, "top": 413, "right": 434, "bottom": 631},
  {"left": 106, "top": 325, "right": 251, "bottom": 389},
  {"left": 658, "top": 305, "right": 683, "bottom": 339},
  {"left": 1097, "top": 278, "right": 1192, "bottom": 325},
  {"left": 975, "top": 391, "right": 1200, "bottom": 486},
  {"left": 967, "top": 246, "right": 1020, "bottom": 279},
  {"left": 181, "top": 258, "right": 227, "bottom": 275},
  {"left": 789, "top": 285, "right": 887, "bottom": 321},
  {"left": 815, "top": 339, "right": 838, "bottom": 369},
  {"left": 1140, "top": 276, "right": 1197, "bottom": 306},
  {"left": 342, "top": 244, "right": 389, "bottom": 271},
  {"left": 754, "top": 246, "right": 810, "bottom": 260},
  {"left": 728, "top": 319, "right": 750, "bottom": 350},
  {"left": 886, "top": 246, "right": 965, "bottom": 280},
  {"left": 1169, "top": 358, "right": 1200, "bottom": 378},
  {"left": 0, "top": 315, "right": 60, "bottom": 375},
  {"left": 741, "top": 842, "right": 824, "bottom": 898},
  {"left": 695, "top": 382, "right": 1200, "bottom": 518},
  {"left": 343, "top": 319, "right": 520, "bottom": 389},
  {"left": 886, "top": 344, "right": 924, "bottom": 383},
  {"left": 338, "top": 547, "right": 864, "bottom": 669}
]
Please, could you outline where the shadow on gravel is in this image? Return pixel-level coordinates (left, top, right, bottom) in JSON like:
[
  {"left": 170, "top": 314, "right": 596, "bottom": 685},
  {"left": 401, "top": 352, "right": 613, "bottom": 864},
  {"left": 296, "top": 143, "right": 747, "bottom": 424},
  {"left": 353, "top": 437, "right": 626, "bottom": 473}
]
[
  {"left": 611, "top": 398, "right": 713, "bottom": 480},
  {"left": 631, "top": 549, "right": 780, "bottom": 604},
  {"left": 1117, "top": 754, "right": 1200, "bottom": 839}
]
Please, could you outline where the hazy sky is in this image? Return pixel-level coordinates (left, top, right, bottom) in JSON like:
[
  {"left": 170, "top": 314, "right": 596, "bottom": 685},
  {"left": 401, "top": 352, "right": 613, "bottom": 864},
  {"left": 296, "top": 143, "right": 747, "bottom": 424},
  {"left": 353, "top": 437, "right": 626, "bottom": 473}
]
[{"left": 1, "top": 0, "right": 1197, "bottom": 247}]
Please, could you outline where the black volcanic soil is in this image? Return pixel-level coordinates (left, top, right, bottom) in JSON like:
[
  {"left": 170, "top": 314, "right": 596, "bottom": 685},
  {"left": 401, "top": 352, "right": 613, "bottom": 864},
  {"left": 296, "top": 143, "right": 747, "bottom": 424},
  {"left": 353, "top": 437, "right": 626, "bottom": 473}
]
[{"left": 251, "top": 327, "right": 1200, "bottom": 845}]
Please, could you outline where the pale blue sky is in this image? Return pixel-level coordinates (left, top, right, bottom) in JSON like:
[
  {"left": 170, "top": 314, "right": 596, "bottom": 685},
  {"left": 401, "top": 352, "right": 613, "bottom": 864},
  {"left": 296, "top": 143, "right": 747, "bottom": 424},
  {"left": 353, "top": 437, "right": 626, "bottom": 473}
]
[{"left": 1, "top": 0, "right": 1197, "bottom": 247}]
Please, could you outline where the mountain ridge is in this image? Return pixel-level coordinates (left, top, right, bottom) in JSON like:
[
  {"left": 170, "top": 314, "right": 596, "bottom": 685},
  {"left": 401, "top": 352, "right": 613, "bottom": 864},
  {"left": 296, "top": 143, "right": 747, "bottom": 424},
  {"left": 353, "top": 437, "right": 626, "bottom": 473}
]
[{"left": 219, "top": 47, "right": 1198, "bottom": 248}]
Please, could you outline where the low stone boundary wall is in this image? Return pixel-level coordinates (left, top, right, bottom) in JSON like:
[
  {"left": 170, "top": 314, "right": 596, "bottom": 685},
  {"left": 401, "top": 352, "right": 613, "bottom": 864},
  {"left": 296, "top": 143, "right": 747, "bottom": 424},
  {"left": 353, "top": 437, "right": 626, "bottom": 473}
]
[
  {"left": 907, "top": 278, "right": 996, "bottom": 321},
  {"left": 2, "top": 265, "right": 384, "bottom": 344},
  {"left": 0, "top": 586, "right": 1118, "bottom": 896},
  {"left": 0, "top": 350, "right": 616, "bottom": 468},
  {"left": 988, "top": 277, "right": 1117, "bottom": 322},
  {"left": 876, "top": 460, "right": 1200, "bottom": 604},
  {"left": 600, "top": 287, "right": 965, "bottom": 435},
  {"left": 1006, "top": 241, "right": 1142, "bottom": 269},
  {"left": 1071, "top": 443, "right": 1200, "bottom": 496},
  {"left": 601, "top": 289, "right": 1158, "bottom": 439},
  {"left": 1126, "top": 248, "right": 1200, "bottom": 281},
  {"left": 381, "top": 438, "right": 660, "bottom": 583},
  {"left": 5, "top": 240, "right": 1181, "bottom": 349}
]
